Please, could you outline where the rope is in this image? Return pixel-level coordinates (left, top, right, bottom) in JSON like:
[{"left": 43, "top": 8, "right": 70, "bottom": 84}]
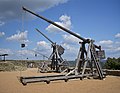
[
  {"left": 22, "top": 11, "right": 24, "bottom": 32},
  {"left": 20, "top": 1, "right": 26, "bottom": 78}
]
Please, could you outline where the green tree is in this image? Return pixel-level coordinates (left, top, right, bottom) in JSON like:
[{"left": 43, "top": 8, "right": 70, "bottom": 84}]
[{"left": 104, "top": 57, "right": 120, "bottom": 70}]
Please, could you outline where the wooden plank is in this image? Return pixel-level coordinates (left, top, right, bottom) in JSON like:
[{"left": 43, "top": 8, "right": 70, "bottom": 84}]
[{"left": 20, "top": 73, "right": 92, "bottom": 85}]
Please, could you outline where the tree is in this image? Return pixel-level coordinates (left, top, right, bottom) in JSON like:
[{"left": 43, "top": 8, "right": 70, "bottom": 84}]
[{"left": 104, "top": 57, "right": 120, "bottom": 70}]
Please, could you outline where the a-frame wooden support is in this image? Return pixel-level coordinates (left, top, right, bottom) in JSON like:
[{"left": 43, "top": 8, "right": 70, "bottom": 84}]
[{"left": 66, "top": 40, "right": 105, "bottom": 79}]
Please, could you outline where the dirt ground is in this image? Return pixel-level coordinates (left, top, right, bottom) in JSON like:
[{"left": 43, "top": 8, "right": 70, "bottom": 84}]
[{"left": 0, "top": 68, "right": 120, "bottom": 93}]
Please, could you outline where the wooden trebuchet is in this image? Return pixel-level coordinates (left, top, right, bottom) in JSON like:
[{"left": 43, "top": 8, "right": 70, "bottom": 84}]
[{"left": 20, "top": 6, "right": 106, "bottom": 85}]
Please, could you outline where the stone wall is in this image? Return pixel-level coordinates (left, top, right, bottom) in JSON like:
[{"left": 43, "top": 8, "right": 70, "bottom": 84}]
[{"left": 106, "top": 70, "right": 120, "bottom": 76}]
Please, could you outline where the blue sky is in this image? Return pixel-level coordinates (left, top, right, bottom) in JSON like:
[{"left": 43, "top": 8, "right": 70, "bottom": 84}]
[{"left": 0, "top": 0, "right": 120, "bottom": 60}]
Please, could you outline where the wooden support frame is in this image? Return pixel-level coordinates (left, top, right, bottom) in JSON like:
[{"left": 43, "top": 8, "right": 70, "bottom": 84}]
[
  {"left": 20, "top": 40, "right": 106, "bottom": 85},
  {"left": 36, "top": 29, "right": 68, "bottom": 73}
]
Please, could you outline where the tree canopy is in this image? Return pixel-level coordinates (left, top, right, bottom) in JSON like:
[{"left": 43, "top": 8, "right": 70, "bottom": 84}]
[{"left": 104, "top": 57, "right": 120, "bottom": 70}]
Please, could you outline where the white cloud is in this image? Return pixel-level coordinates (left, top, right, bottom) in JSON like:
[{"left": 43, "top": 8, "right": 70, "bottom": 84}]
[
  {"left": 18, "top": 49, "right": 34, "bottom": 56},
  {"left": 0, "top": 21, "right": 5, "bottom": 26},
  {"left": 99, "top": 40, "right": 113, "bottom": 45},
  {"left": 115, "top": 47, "right": 120, "bottom": 51},
  {"left": 0, "top": 48, "right": 49, "bottom": 60},
  {"left": 115, "top": 41, "right": 120, "bottom": 44},
  {"left": 37, "top": 41, "right": 53, "bottom": 57},
  {"left": 6, "top": 31, "right": 29, "bottom": 43},
  {"left": 37, "top": 41, "right": 51, "bottom": 49},
  {"left": 62, "top": 33, "right": 81, "bottom": 44},
  {"left": 115, "top": 33, "right": 120, "bottom": 38},
  {"left": 46, "top": 14, "right": 71, "bottom": 32},
  {"left": 0, "top": 48, "right": 12, "bottom": 55},
  {"left": 98, "top": 40, "right": 120, "bottom": 58},
  {"left": 59, "top": 14, "right": 71, "bottom": 29},
  {"left": 0, "top": 0, "right": 68, "bottom": 21},
  {"left": 17, "top": 49, "right": 49, "bottom": 60},
  {"left": 36, "top": 40, "right": 79, "bottom": 60},
  {"left": 0, "top": 32, "right": 5, "bottom": 37},
  {"left": 61, "top": 42, "right": 79, "bottom": 60},
  {"left": 98, "top": 40, "right": 113, "bottom": 50},
  {"left": 62, "top": 43, "right": 77, "bottom": 51}
]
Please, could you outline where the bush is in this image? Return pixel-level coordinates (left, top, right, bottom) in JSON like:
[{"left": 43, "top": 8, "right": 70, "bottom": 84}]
[
  {"left": 0, "top": 62, "right": 15, "bottom": 71},
  {"left": 104, "top": 57, "right": 120, "bottom": 70},
  {"left": 0, "top": 61, "right": 27, "bottom": 71}
]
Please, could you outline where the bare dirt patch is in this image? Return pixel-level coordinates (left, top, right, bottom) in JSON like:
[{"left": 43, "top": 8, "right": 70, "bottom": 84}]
[{"left": 0, "top": 68, "right": 120, "bottom": 93}]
